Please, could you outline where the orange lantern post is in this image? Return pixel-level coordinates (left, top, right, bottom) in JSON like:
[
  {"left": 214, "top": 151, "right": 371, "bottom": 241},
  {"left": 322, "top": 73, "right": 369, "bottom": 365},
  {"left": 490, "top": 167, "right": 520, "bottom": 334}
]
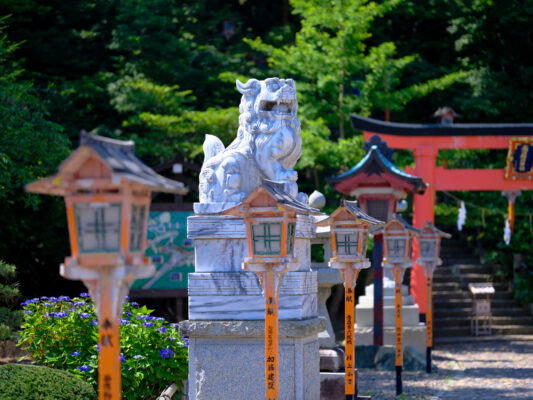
[
  {"left": 223, "top": 180, "right": 320, "bottom": 400},
  {"left": 319, "top": 200, "right": 383, "bottom": 400},
  {"left": 379, "top": 216, "right": 420, "bottom": 396},
  {"left": 26, "top": 132, "right": 187, "bottom": 400},
  {"left": 415, "top": 222, "right": 451, "bottom": 373}
]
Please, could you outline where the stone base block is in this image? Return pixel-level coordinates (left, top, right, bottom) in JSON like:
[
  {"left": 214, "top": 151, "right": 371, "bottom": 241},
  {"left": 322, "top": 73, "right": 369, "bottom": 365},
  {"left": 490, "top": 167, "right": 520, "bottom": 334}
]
[
  {"left": 180, "top": 318, "right": 325, "bottom": 400},
  {"left": 355, "top": 304, "right": 420, "bottom": 327},
  {"left": 319, "top": 348, "right": 344, "bottom": 372},
  {"left": 354, "top": 324, "right": 427, "bottom": 355},
  {"left": 319, "top": 372, "right": 350, "bottom": 400}
]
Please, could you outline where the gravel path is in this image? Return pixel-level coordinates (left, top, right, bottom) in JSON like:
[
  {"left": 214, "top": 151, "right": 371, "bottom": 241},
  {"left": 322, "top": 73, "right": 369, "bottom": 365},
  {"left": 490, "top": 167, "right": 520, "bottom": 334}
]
[{"left": 357, "top": 339, "right": 533, "bottom": 399}]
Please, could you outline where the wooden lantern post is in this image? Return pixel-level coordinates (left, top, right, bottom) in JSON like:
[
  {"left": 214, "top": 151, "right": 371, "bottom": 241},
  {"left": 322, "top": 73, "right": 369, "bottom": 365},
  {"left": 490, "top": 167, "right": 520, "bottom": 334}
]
[
  {"left": 319, "top": 200, "right": 383, "bottom": 399},
  {"left": 379, "top": 216, "right": 420, "bottom": 396},
  {"left": 223, "top": 180, "right": 320, "bottom": 400},
  {"left": 26, "top": 132, "right": 187, "bottom": 400},
  {"left": 415, "top": 222, "right": 451, "bottom": 373}
]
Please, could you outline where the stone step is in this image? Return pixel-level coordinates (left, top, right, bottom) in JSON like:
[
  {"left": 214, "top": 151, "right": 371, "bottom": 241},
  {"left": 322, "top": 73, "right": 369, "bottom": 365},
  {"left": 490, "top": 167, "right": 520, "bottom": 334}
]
[
  {"left": 434, "top": 298, "right": 520, "bottom": 308},
  {"left": 435, "top": 325, "right": 533, "bottom": 337},
  {"left": 433, "top": 273, "right": 493, "bottom": 283},
  {"left": 441, "top": 255, "right": 480, "bottom": 263},
  {"left": 434, "top": 307, "right": 530, "bottom": 318},
  {"left": 433, "top": 291, "right": 514, "bottom": 300},
  {"left": 433, "top": 281, "right": 508, "bottom": 292},
  {"left": 434, "top": 315, "right": 533, "bottom": 328},
  {"left": 435, "top": 264, "right": 493, "bottom": 275}
]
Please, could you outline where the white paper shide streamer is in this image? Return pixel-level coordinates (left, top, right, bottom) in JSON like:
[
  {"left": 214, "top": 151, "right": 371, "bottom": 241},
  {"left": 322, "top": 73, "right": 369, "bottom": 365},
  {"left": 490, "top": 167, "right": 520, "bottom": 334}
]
[
  {"left": 457, "top": 201, "right": 467, "bottom": 231},
  {"left": 503, "top": 218, "right": 511, "bottom": 246}
]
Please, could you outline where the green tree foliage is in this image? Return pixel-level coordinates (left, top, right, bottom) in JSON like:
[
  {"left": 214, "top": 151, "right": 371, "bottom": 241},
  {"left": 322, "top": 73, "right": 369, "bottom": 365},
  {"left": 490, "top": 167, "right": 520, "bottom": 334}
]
[
  {"left": 0, "top": 19, "right": 79, "bottom": 298},
  {"left": 245, "top": 0, "right": 466, "bottom": 193},
  {"left": 0, "top": 260, "right": 21, "bottom": 340}
]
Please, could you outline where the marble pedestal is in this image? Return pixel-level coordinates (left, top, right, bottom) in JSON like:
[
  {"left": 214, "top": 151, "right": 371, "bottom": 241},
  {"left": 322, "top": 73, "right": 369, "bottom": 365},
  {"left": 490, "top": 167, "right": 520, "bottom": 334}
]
[
  {"left": 355, "top": 280, "right": 426, "bottom": 354},
  {"left": 184, "top": 213, "right": 320, "bottom": 400}
]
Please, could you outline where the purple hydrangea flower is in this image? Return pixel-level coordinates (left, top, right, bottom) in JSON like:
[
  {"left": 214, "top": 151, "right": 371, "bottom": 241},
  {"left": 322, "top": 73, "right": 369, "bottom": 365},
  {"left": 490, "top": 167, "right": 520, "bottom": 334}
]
[
  {"left": 24, "top": 310, "right": 33, "bottom": 315},
  {"left": 79, "top": 313, "right": 91, "bottom": 319},
  {"left": 135, "top": 315, "right": 146, "bottom": 320},
  {"left": 168, "top": 336, "right": 176, "bottom": 341},
  {"left": 157, "top": 326, "right": 168, "bottom": 333},
  {"left": 80, "top": 293, "right": 90, "bottom": 298},
  {"left": 143, "top": 322, "right": 154, "bottom": 327},
  {"left": 73, "top": 301, "right": 86, "bottom": 307},
  {"left": 78, "top": 365, "right": 91, "bottom": 372},
  {"left": 53, "top": 312, "right": 69, "bottom": 318},
  {"left": 90, "top": 319, "right": 99, "bottom": 326},
  {"left": 71, "top": 351, "right": 81, "bottom": 356},
  {"left": 43, "top": 303, "right": 52, "bottom": 307},
  {"left": 126, "top": 311, "right": 132, "bottom": 317},
  {"left": 159, "top": 348, "right": 174, "bottom": 358},
  {"left": 130, "top": 301, "right": 140, "bottom": 307},
  {"left": 97, "top": 344, "right": 101, "bottom": 352},
  {"left": 119, "top": 355, "right": 126, "bottom": 362},
  {"left": 154, "top": 317, "right": 165, "bottom": 322},
  {"left": 58, "top": 296, "right": 70, "bottom": 302},
  {"left": 181, "top": 337, "right": 189, "bottom": 347},
  {"left": 40, "top": 296, "right": 49, "bottom": 301},
  {"left": 169, "top": 323, "right": 179, "bottom": 328},
  {"left": 48, "top": 297, "right": 58, "bottom": 302},
  {"left": 119, "top": 319, "right": 130, "bottom": 325},
  {"left": 133, "top": 355, "right": 143, "bottom": 359}
]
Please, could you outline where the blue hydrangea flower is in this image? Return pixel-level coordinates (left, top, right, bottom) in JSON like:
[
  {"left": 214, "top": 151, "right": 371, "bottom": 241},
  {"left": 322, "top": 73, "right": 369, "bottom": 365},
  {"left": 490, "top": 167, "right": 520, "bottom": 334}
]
[
  {"left": 97, "top": 344, "right": 101, "bottom": 352},
  {"left": 169, "top": 323, "right": 179, "bottom": 328},
  {"left": 119, "top": 355, "right": 126, "bottom": 362},
  {"left": 53, "top": 312, "right": 69, "bottom": 318},
  {"left": 126, "top": 311, "right": 132, "bottom": 317},
  {"left": 24, "top": 310, "right": 33, "bottom": 315},
  {"left": 80, "top": 293, "right": 90, "bottom": 298},
  {"left": 168, "top": 336, "right": 176, "bottom": 341},
  {"left": 78, "top": 365, "right": 91, "bottom": 372},
  {"left": 143, "top": 322, "right": 154, "bottom": 327},
  {"left": 48, "top": 297, "right": 58, "bottom": 302},
  {"left": 58, "top": 296, "right": 70, "bottom": 302},
  {"left": 159, "top": 348, "right": 174, "bottom": 358},
  {"left": 119, "top": 319, "right": 130, "bottom": 325},
  {"left": 157, "top": 326, "right": 168, "bottom": 333},
  {"left": 73, "top": 301, "right": 86, "bottom": 307},
  {"left": 136, "top": 315, "right": 146, "bottom": 320},
  {"left": 79, "top": 313, "right": 91, "bottom": 319},
  {"left": 133, "top": 355, "right": 143, "bottom": 359},
  {"left": 40, "top": 296, "right": 49, "bottom": 300},
  {"left": 90, "top": 319, "right": 98, "bottom": 326},
  {"left": 71, "top": 351, "right": 81, "bottom": 356},
  {"left": 43, "top": 303, "right": 52, "bottom": 307},
  {"left": 130, "top": 301, "right": 140, "bottom": 307},
  {"left": 181, "top": 337, "right": 189, "bottom": 347}
]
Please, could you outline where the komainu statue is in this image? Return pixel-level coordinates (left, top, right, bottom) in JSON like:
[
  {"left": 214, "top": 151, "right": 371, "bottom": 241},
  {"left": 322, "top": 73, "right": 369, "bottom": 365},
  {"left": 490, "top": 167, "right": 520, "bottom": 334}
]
[{"left": 199, "top": 77, "right": 307, "bottom": 204}]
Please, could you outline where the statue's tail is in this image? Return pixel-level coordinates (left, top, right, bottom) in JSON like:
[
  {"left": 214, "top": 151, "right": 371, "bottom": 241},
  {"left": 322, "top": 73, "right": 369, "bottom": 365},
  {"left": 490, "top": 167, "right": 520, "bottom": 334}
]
[{"left": 203, "top": 134, "right": 225, "bottom": 164}]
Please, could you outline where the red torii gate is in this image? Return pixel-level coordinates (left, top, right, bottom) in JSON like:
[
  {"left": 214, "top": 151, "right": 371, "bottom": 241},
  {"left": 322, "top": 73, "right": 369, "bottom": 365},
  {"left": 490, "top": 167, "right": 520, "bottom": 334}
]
[{"left": 351, "top": 114, "right": 533, "bottom": 317}]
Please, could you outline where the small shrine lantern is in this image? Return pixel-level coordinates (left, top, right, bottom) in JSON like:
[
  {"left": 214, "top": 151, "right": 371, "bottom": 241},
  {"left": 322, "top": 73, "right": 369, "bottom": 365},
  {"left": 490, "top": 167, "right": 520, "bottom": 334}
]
[
  {"left": 325, "top": 200, "right": 384, "bottom": 268},
  {"left": 318, "top": 200, "right": 383, "bottom": 399},
  {"left": 26, "top": 132, "right": 187, "bottom": 400},
  {"left": 223, "top": 180, "right": 320, "bottom": 400},
  {"left": 415, "top": 221, "right": 450, "bottom": 374},
  {"left": 26, "top": 132, "right": 187, "bottom": 270},
  {"left": 375, "top": 215, "right": 421, "bottom": 396},
  {"left": 223, "top": 181, "right": 319, "bottom": 270},
  {"left": 416, "top": 222, "right": 451, "bottom": 268}
]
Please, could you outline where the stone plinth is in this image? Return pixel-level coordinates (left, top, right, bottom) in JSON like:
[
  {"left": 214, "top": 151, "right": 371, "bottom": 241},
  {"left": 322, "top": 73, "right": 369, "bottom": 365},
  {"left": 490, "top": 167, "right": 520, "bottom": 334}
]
[
  {"left": 185, "top": 213, "right": 320, "bottom": 399},
  {"left": 180, "top": 318, "right": 324, "bottom": 400},
  {"left": 355, "top": 280, "right": 426, "bottom": 354}
]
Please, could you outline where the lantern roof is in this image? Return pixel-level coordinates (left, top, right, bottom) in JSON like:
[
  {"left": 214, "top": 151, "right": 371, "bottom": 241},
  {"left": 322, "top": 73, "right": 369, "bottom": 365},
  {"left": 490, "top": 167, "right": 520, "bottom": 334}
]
[
  {"left": 318, "top": 200, "right": 384, "bottom": 226},
  {"left": 328, "top": 135, "right": 426, "bottom": 195},
  {"left": 26, "top": 132, "right": 188, "bottom": 196},
  {"left": 223, "top": 180, "right": 322, "bottom": 216},
  {"left": 372, "top": 214, "right": 422, "bottom": 235},
  {"left": 420, "top": 221, "right": 452, "bottom": 239}
]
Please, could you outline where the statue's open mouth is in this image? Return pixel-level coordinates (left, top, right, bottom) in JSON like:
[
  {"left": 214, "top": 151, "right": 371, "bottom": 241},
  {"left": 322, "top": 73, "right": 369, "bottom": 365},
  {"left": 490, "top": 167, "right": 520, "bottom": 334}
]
[{"left": 260, "top": 99, "right": 296, "bottom": 115}]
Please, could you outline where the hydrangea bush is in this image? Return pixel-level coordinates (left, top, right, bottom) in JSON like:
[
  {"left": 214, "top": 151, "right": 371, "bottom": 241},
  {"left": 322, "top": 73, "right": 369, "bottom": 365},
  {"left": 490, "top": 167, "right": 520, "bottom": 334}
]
[{"left": 18, "top": 294, "right": 188, "bottom": 400}]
